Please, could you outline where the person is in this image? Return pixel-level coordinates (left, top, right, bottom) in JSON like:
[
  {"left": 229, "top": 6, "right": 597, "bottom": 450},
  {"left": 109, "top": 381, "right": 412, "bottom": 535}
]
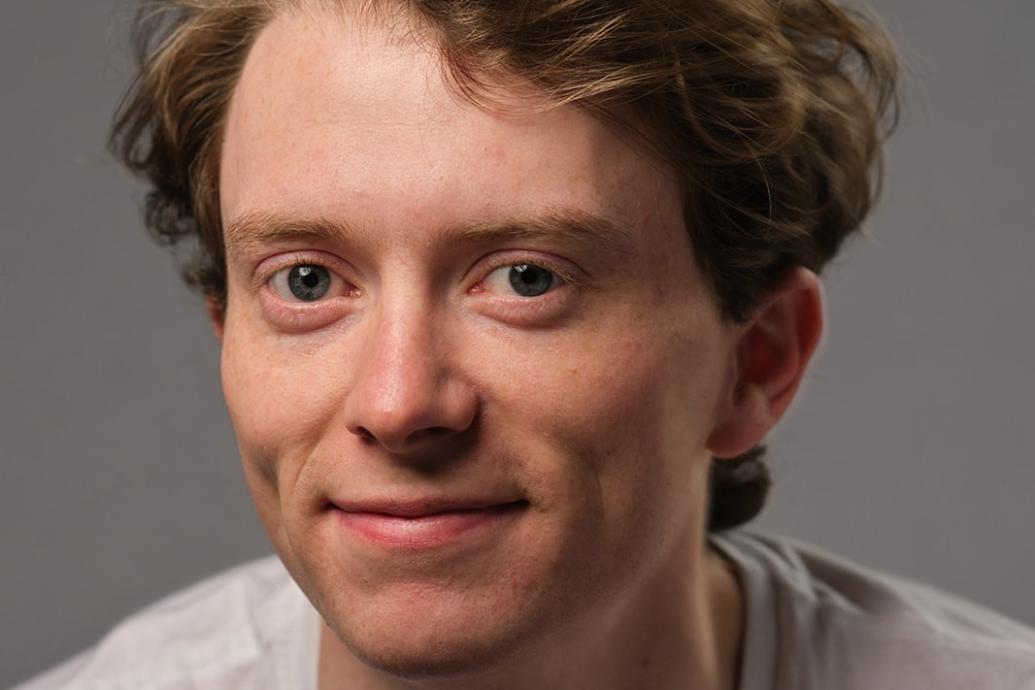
[{"left": 17, "top": 1, "right": 1035, "bottom": 688}]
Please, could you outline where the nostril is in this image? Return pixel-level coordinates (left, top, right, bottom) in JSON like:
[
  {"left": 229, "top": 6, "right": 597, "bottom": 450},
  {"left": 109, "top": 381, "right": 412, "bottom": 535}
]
[
  {"left": 408, "top": 427, "right": 450, "bottom": 444},
  {"left": 352, "top": 425, "right": 450, "bottom": 447}
]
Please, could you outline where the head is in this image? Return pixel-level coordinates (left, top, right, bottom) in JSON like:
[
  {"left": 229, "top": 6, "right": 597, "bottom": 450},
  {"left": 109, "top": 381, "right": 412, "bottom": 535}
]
[{"left": 111, "top": 0, "right": 897, "bottom": 678}]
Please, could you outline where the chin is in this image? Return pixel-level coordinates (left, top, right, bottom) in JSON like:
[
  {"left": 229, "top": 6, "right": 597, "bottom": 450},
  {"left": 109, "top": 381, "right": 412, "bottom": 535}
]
[
  {"left": 324, "top": 596, "right": 541, "bottom": 680},
  {"left": 346, "top": 635, "right": 520, "bottom": 680}
]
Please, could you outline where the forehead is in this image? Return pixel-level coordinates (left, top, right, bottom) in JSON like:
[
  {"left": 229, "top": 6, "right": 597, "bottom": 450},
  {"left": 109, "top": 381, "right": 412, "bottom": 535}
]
[{"left": 219, "top": 6, "right": 685, "bottom": 254}]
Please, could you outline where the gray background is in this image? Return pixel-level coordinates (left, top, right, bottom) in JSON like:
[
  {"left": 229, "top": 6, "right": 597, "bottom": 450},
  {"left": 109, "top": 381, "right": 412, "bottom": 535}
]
[{"left": 2, "top": 1, "right": 1033, "bottom": 686}]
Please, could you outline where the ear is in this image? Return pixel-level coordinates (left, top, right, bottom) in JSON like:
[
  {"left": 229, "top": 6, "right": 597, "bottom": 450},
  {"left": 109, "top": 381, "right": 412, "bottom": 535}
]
[
  {"left": 206, "top": 296, "right": 226, "bottom": 345},
  {"left": 706, "top": 267, "right": 824, "bottom": 459}
]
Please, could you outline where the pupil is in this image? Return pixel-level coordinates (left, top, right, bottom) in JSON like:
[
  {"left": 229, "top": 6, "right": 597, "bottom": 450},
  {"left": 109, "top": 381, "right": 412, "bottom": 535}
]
[
  {"left": 288, "top": 265, "right": 331, "bottom": 301},
  {"left": 509, "top": 264, "right": 553, "bottom": 297}
]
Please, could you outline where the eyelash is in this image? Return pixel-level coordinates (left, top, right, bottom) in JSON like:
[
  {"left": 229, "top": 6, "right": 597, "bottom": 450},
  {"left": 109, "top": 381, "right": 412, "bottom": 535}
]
[
  {"left": 475, "top": 255, "right": 579, "bottom": 294},
  {"left": 257, "top": 253, "right": 579, "bottom": 304},
  {"left": 258, "top": 253, "right": 347, "bottom": 288}
]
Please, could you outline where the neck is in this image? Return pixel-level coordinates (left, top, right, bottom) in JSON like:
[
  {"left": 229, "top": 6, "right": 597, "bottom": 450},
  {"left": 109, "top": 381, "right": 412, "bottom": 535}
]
[{"left": 317, "top": 538, "right": 744, "bottom": 690}]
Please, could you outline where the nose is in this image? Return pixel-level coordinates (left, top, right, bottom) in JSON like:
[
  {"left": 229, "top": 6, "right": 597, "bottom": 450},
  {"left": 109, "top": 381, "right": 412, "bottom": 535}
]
[{"left": 342, "top": 300, "right": 478, "bottom": 458}]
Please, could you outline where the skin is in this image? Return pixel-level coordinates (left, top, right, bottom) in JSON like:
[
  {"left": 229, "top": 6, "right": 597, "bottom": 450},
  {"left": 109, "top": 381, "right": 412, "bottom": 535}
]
[{"left": 215, "top": 6, "right": 823, "bottom": 690}]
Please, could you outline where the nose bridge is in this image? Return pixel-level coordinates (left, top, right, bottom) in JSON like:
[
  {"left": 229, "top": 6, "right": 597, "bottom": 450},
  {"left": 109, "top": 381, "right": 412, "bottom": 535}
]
[
  {"left": 344, "top": 280, "right": 473, "bottom": 453},
  {"left": 367, "top": 290, "right": 438, "bottom": 404}
]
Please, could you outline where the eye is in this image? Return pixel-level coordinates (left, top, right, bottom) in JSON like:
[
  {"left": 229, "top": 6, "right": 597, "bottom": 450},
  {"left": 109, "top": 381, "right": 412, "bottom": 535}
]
[
  {"left": 269, "top": 264, "right": 342, "bottom": 302},
  {"left": 483, "top": 263, "right": 561, "bottom": 298}
]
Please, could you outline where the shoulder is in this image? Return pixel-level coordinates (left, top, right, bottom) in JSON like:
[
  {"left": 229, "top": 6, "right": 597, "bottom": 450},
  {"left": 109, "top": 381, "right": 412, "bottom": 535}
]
[
  {"left": 711, "top": 531, "right": 1035, "bottom": 690},
  {"left": 13, "top": 555, "right": 316, "bottom": 690}
]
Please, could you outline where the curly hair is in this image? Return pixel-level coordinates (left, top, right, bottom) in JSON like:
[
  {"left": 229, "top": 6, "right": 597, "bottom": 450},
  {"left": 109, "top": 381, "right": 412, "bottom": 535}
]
[{"left": 110, "top": 0, "right": 899, "bottom": 532}]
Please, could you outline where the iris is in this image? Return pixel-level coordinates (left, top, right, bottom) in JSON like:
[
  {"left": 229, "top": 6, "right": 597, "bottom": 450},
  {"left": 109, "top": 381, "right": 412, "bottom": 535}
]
[
  {"left": 288, "top": 265, "right": 331, "bottom": 301},
  {"left": 509, "top": 264, "right": 554, "bottom": 297}
]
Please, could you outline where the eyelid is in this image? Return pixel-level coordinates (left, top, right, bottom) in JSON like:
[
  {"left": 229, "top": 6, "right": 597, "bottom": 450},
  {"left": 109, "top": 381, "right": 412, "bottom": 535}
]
[
  {"left": 474, "top": 253, "right": 583, "bottom": 292},
  {"left": 267, "top": 265, "right": 338, "bottom": 303},
  {"left": 252, "top": 251, "right": 353, "bottom": 292}
]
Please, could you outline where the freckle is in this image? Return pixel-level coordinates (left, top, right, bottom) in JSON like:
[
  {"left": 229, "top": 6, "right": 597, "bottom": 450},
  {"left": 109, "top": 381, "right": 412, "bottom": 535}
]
[
  {"left": 508, "top": 574, "right": 539, "bottom": 594},
  {"left": 484, "top": 145, "right": 507, "bottom": 166},
  {"left": 640, "top": 655, "right": 650, "bottom": 669}
]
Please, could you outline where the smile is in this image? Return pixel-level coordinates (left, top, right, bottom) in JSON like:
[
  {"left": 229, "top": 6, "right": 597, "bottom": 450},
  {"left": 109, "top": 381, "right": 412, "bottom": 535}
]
[{"left": 333, "top": 499, "right": 529, "bottom": 550}]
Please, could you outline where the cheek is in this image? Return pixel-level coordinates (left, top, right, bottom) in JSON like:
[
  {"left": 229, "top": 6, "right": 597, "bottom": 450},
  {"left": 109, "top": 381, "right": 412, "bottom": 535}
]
[
  {"left": 481, "top": 309, "right": 721, "bottom": 551},
  {"left": 220, "top": 314, "right": 347, "bottom": 504},
  {"left": 565, "top": 337, "right": 698, "bottom": 505}
]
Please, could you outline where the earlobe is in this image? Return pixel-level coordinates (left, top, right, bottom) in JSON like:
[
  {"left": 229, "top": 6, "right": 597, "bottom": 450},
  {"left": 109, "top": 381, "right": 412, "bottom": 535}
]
[
  {"left": 706, "top": 267, "right": 824, "bottom": 459},
  {"left": 206, "top": 296, "right": 226, "bottom": 345}
]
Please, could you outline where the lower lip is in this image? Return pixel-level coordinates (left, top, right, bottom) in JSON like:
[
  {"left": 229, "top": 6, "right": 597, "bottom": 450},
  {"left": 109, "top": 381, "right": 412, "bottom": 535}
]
[{"left": 336, "top": 502, "right": 527, "bottom": 550}]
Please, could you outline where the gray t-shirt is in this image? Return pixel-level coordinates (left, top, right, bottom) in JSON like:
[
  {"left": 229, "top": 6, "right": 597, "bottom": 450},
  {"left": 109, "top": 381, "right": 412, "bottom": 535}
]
[
  {"left": 16, "top": 532, "right": 1035, "bottom": 689},
  {"left": 709, "top": 531, "right": 1035, "bottom": 689}
]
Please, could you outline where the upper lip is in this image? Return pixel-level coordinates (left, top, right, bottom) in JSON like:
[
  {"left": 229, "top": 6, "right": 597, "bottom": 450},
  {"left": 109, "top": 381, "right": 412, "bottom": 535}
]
[{"left": 332, "top": 497, "right": 526, "bottom": 518}]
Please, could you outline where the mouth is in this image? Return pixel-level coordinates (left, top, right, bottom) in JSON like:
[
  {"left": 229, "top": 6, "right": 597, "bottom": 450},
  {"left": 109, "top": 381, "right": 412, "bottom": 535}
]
[{"left": 331, "top": 498, "right": 530, "bottom": 550}]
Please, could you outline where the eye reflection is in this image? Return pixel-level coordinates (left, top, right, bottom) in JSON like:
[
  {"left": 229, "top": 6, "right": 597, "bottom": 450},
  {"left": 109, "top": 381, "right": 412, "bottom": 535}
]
[
  {"left": 270, "top": 264, "right": 334, "bottom": 302},
  {"left": 510, "top": 264, "right": 554, "bottom": 297},
  {"left": 485, "top": 263, "right": 557, "bottom": 298}
]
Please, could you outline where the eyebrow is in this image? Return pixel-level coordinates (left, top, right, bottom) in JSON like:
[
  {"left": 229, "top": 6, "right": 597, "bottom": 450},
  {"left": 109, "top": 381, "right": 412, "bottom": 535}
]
[{"left": 223, "top": 208, "right": 640, "bottom": 260}]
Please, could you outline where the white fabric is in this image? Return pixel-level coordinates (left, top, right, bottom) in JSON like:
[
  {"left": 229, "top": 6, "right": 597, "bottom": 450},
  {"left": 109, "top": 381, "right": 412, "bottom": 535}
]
[
  {"left": 709, "top": 531, "right": 1035, "bottom": 690},
  {"left": 16, "top": 532, "right": 1035, "bottom": 689},
  {"left": 14, "top": 556, "right": 319, "bottom": 690}
]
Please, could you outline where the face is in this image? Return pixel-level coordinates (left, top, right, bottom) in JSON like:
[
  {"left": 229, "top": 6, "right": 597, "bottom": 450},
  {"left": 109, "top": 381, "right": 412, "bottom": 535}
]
[{"left": 218, "top": 7, "right": 738, "bottom": 677}]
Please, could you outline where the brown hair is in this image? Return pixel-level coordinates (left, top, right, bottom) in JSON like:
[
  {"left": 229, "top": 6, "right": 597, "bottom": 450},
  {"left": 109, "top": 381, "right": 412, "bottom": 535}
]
[{"left": 111, "top": 0, "right": 899, "bottom": 532}]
